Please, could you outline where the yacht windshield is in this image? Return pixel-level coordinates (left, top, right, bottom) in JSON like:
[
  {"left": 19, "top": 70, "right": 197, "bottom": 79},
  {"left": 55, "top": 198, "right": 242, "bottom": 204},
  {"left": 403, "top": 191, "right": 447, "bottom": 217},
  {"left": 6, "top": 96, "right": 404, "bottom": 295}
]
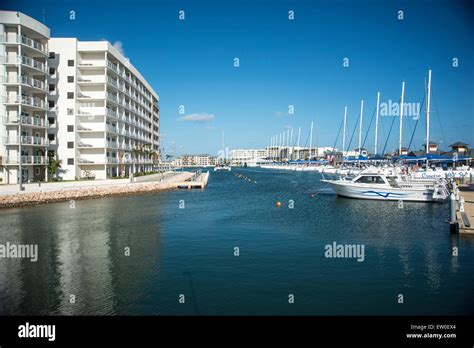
[{"left": 354, "top": 176, "right": 385, "bottom": 184}]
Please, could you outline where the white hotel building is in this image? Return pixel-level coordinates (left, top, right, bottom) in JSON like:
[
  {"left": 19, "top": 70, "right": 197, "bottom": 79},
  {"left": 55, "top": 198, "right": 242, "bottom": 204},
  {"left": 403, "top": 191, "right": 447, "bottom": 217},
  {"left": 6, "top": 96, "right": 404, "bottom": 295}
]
[
  {"left": 48, "top": 39, "right": 160, "bottom": 180},
  {"left": 0, "top": 11, "right": 50, "bottom": 184},
  {"left": 0, "top": 11, "right": 160, "bottom": 183}
]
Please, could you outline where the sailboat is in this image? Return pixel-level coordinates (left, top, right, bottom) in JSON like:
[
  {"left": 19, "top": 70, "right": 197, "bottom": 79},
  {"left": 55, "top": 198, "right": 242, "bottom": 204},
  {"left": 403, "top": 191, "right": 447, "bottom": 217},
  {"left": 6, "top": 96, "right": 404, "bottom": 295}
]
[
  {"left": 322, "top": 70, "right": 450, "bottom": 202},
  {"left": 214, "top": 130, "right": 231, "bottom": 172}
]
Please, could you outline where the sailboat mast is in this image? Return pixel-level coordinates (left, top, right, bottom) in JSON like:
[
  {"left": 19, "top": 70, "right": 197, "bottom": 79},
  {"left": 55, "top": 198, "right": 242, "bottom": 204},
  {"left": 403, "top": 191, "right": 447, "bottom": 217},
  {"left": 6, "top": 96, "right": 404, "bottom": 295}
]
[
  {"left": 358, "top": 100, "right": 364, "bottom": 156},
  {"left": 297, "top": 127, "right": 301, "bottom": 147},
  {"left": 399, "top": 81, "right": 405, "bottom": 156},
  {"left": 426, "top": 70, "right": 432, "bottom": 160},
  {"left": 375, "top": 92, "right": 380, "bottom": 155},
  {"left": 309, "top": 121, "right": 313, "bottom": 158},
  {"left": 342, "top": 106, "right": 347, "bottom": 155},
  {"left": 221, "top": 130, "right": 225, "bottom": 163}
]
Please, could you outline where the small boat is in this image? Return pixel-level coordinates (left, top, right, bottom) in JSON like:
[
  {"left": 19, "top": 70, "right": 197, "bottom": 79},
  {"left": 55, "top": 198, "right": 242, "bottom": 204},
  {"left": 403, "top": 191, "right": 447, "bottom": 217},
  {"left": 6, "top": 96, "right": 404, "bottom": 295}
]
[
  {"left": 214, "top": 164, "right": 231, "bottom": 172},
  {"left": 321, "top": 170, "right": 449, "bottom": 202}
]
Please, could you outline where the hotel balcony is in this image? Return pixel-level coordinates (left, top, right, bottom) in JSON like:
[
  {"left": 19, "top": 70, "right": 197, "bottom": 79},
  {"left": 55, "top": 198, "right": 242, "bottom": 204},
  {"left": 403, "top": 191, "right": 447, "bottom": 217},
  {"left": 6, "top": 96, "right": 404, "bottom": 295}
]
[
  {"left": 106, "top": 92, "right": 118, "bottom": 103},
  {"left": 106, "top": 76, "right": 118, "bottom": 89},
  {"left": 105, "top": 141, "right": 119, "bottom": 149},
  {"left": 2, "top": 95, "right": 47, "bottom": 110},
  {"left": 77, "top": 140, "right": 118, "bottom": 149},
  {"left": 2, "top": 115, "right": 48, "bottom": 128},
  {"left": 1, "top": 55, "right": 48, "bottom": 73},
  {"left": 77, "top": 76, "right": 106, "bottom": 85},
  {"left": 1, "top": 75, "right": 47, "bottom": 92},
  {"left": 3, "top": 135, "right": 48, "bottom": 146},
  {"left": 1, "top": 155, "right": 48, "bottom": 165},
  {"left": 76, "top": 123, "right": 117, "bottom": 133},
  {"left": 106, "top": 60, "right": 119, "bottom": 73},
  {"left": 77, "top": 91, "right": 111, "bottom": 100},
  {"left": 0, "top": 34, "right": 48, "bottom": 55}
]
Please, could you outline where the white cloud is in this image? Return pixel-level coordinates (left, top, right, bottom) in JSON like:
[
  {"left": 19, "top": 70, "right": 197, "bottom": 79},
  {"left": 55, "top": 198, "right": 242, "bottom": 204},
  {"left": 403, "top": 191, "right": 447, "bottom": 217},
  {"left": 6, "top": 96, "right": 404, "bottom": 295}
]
[
  {"left": 178, "top": 113, "right": 215, "bottom": 123},
  {"left": 112, "top": 41, "right": 125, "bottom": 56}
]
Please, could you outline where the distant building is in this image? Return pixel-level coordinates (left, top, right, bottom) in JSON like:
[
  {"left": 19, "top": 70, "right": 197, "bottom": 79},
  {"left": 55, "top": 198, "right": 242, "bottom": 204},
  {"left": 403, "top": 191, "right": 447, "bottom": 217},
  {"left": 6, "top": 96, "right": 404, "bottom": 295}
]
[
  {"left": 449, "top": 142, "right": 469, "bottom": 154},
  {"left": 265, "top": 146, "right": 334, "bottom": 161},
  {"left": 396, "top": 147, "right": 409, "bottom": 156},
  {"left": 173, "top": 154, "right": 216, "bottom": 167},
  {"left": 231, "top": 149, "right": 268, "bottom": 166},
  {"left": 422, "top": 141, "right": 439, "bottom": 154}
]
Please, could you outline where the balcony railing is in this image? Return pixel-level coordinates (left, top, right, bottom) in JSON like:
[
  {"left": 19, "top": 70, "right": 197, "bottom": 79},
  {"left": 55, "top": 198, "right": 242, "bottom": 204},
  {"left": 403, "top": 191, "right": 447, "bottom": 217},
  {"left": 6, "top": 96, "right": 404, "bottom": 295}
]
[
  {"left": 3, "top": 136, "right": 48, "bottom": 146},
  {"left": 1, "top": 75, "right": 47, "bottom": 91},
  {"left": 20, "top": 115, "right": 48, "bottom": 127},
  {"left": 107, "top": 92, "right": 118, "bottom": 103},
  {"left": 78, "top": 157, "right": 99, "bottom": 164},
  {"left": 106, "top": 108, "right": 118, "bottom": 118},
  {"left": 107, "top": 76, "right": 118, "bottom": 88},
  {"left": 106, "top": 60, "right": 118, "bottom": 73},
  {"left": 106, "top": 141, "right": 119, "bottom": 148},
  {"left": 21, "top": 135, "right": 48, "bottom": 146},
  {"left": 0, "top": 35, "right": 48, "bottom": 54},
  {"left": 21, "top": 155, "right": 48, "bottom": 165},
  {"left": 106, "top": 124, "right": 118, "bottom": 133},
  {"left": 21, "top": 56, "right": 47, "bottom": 73},
  {"left": 2, "top": 95, "right": 46, "bottom": 109}
]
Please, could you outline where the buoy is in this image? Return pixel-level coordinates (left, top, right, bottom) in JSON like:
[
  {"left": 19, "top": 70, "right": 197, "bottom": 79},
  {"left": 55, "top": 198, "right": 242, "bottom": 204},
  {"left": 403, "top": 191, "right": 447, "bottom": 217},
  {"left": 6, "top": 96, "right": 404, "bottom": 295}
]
[
  {"left": 276, "top": 201, "right": 282, "bottom": 208},
  {"left": 254, "top": 181, "right": 257, "bottom": 184}
]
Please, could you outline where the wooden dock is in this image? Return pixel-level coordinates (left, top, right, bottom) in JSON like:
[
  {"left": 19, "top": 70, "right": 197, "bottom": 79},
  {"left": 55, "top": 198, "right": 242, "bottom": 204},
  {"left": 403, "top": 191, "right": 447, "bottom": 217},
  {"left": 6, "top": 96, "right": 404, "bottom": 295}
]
[{"left": 456, "top": 189, "right": 474, "bottom": 234}]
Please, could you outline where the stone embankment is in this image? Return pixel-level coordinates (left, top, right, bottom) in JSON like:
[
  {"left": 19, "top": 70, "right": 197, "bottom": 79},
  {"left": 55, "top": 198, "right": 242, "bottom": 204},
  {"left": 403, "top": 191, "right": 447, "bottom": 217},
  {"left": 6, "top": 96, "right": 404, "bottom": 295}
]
[
  {"left": 0, "top": 172, "right": 195, "bottom": 209},
  {"left": 0, "top": 182, "right": 176, "bottom": 209}
]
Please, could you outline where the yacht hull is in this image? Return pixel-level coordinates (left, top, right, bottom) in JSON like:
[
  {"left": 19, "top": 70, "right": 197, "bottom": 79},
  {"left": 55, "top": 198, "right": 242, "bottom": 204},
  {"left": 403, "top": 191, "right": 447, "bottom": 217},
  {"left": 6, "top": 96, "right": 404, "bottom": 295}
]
[{"left": 324, "top": 181, "right": 442, "bottom": 202}]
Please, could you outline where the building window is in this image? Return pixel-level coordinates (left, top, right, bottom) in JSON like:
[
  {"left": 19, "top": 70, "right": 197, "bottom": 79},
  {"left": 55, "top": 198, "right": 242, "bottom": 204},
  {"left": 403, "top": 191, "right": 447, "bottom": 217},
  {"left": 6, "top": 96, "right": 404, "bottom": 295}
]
[
  {"left": 49, "top": 52, "right": 55, "bottom": 59},
  {"left": 48, "top": 134, "right": 55, "bottom": 141},
  {"left": 67, "top": 76, "right": 74, "bottom": 83},
  {"left": 67, "top": 108, "right": 74, "bottom": 115},
  {"left": 48, "top": 100, "right": 55, "bottom": 108},
  {"left": 49, "top": 84, "right": 55, "bottom": 91},
  {"left": 67, "top": 125, "right": 74, "bottom": 132},
  {"left": 67, "top": 158, "right": 74, "bottom": 165},
  {"left": 67, "top": 142, "right": 74, "bottom": 149},
  {"left": 67, "top": 60, "right": 74, "bottom": 67},
  {"left": 49, "top": 67, "right": 55, "bottom": 75},
  {"left": 48, "top": 117, "right": 55, "bottom": 125},
  {"left": 35, "top": 168, "right": 40, "bottom": 175},
  {"left": 67, "top": 92, "right": 74, "bottom": 99}
]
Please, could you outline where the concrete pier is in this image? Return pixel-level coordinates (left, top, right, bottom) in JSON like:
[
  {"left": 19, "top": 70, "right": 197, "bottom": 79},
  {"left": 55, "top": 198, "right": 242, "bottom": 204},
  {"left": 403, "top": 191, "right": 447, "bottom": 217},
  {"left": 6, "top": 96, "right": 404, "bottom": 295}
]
[
  {"left": 176, "top": 170, "right": 210, "bottom": 189},
  {"left": 456, "top": 190, "right": 474, "bottom": 234}
]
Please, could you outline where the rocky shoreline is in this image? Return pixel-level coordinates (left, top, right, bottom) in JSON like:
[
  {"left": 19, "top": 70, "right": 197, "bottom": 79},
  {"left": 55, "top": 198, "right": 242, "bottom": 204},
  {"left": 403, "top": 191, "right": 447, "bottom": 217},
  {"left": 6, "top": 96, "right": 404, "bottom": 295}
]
[{"left": 0, "top": 182, "right": 177, "bottom": 209}]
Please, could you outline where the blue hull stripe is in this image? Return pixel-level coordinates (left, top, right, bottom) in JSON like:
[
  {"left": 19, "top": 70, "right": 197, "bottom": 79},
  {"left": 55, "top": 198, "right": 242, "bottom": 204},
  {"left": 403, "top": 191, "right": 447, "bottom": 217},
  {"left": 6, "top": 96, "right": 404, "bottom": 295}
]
[{"left": 361, "top": 191, "right": 407, "bottom": 198}]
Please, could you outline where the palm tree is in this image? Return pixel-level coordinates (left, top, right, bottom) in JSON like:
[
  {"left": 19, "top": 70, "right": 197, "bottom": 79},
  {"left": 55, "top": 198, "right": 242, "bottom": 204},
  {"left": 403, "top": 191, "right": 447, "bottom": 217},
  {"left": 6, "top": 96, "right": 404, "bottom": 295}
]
[
  {"left": 131, "top": 146, "right": 144, "bottom": 173},
  {"left": 47, "top": 155, "right": 62, "bottom": 179}
]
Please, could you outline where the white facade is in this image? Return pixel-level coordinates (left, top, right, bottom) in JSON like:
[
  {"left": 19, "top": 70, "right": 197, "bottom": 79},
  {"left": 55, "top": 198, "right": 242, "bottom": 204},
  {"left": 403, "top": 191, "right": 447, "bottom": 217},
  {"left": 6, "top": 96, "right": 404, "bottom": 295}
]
[
  {"left": 48, "top": 39, "right": 160, "bottom": 180},
  {"left": 231, "top": 148, "right": 268, "bottom": 165},
  {"left": 0, "top": 11, "right": 50, "bottom": 184},
  {"left": 173, "top": 154, "right": 216, "bottom": 167}
]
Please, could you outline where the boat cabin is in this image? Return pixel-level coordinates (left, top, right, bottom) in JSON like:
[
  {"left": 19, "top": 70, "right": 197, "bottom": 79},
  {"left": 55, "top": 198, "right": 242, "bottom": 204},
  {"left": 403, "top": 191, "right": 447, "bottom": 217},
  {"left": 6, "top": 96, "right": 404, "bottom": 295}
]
[{"left": 354, "top": 175, "right": 386, "bottom": 184}]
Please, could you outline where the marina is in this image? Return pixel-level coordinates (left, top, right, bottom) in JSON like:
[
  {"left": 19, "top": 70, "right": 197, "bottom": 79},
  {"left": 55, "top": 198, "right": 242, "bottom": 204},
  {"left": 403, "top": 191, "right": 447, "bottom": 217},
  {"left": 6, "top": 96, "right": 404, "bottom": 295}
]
[{"left": 0, "top": 167, "right": 473, "bottom": 315}]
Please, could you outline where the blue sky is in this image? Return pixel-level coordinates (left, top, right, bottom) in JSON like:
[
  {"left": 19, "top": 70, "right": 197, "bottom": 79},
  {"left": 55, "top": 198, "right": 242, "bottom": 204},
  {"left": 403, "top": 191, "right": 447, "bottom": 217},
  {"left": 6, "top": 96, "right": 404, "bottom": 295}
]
[{"left": 5, "top": 0, "right": 473, "bottom": 156}]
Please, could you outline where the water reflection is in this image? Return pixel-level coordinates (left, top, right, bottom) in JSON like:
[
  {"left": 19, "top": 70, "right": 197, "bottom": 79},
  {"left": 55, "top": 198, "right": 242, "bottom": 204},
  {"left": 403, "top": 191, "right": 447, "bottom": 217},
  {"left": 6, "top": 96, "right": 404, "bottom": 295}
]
[{"left": 0, "top": 195, "right": 164, "bottom": 315}]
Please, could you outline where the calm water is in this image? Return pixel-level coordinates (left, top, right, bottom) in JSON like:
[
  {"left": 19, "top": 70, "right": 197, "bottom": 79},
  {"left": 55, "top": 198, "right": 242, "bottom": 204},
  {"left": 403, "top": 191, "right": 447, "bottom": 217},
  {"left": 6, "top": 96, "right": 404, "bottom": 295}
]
[{"left": 0, "top": 168, "right": 473, "bottom": 315}]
